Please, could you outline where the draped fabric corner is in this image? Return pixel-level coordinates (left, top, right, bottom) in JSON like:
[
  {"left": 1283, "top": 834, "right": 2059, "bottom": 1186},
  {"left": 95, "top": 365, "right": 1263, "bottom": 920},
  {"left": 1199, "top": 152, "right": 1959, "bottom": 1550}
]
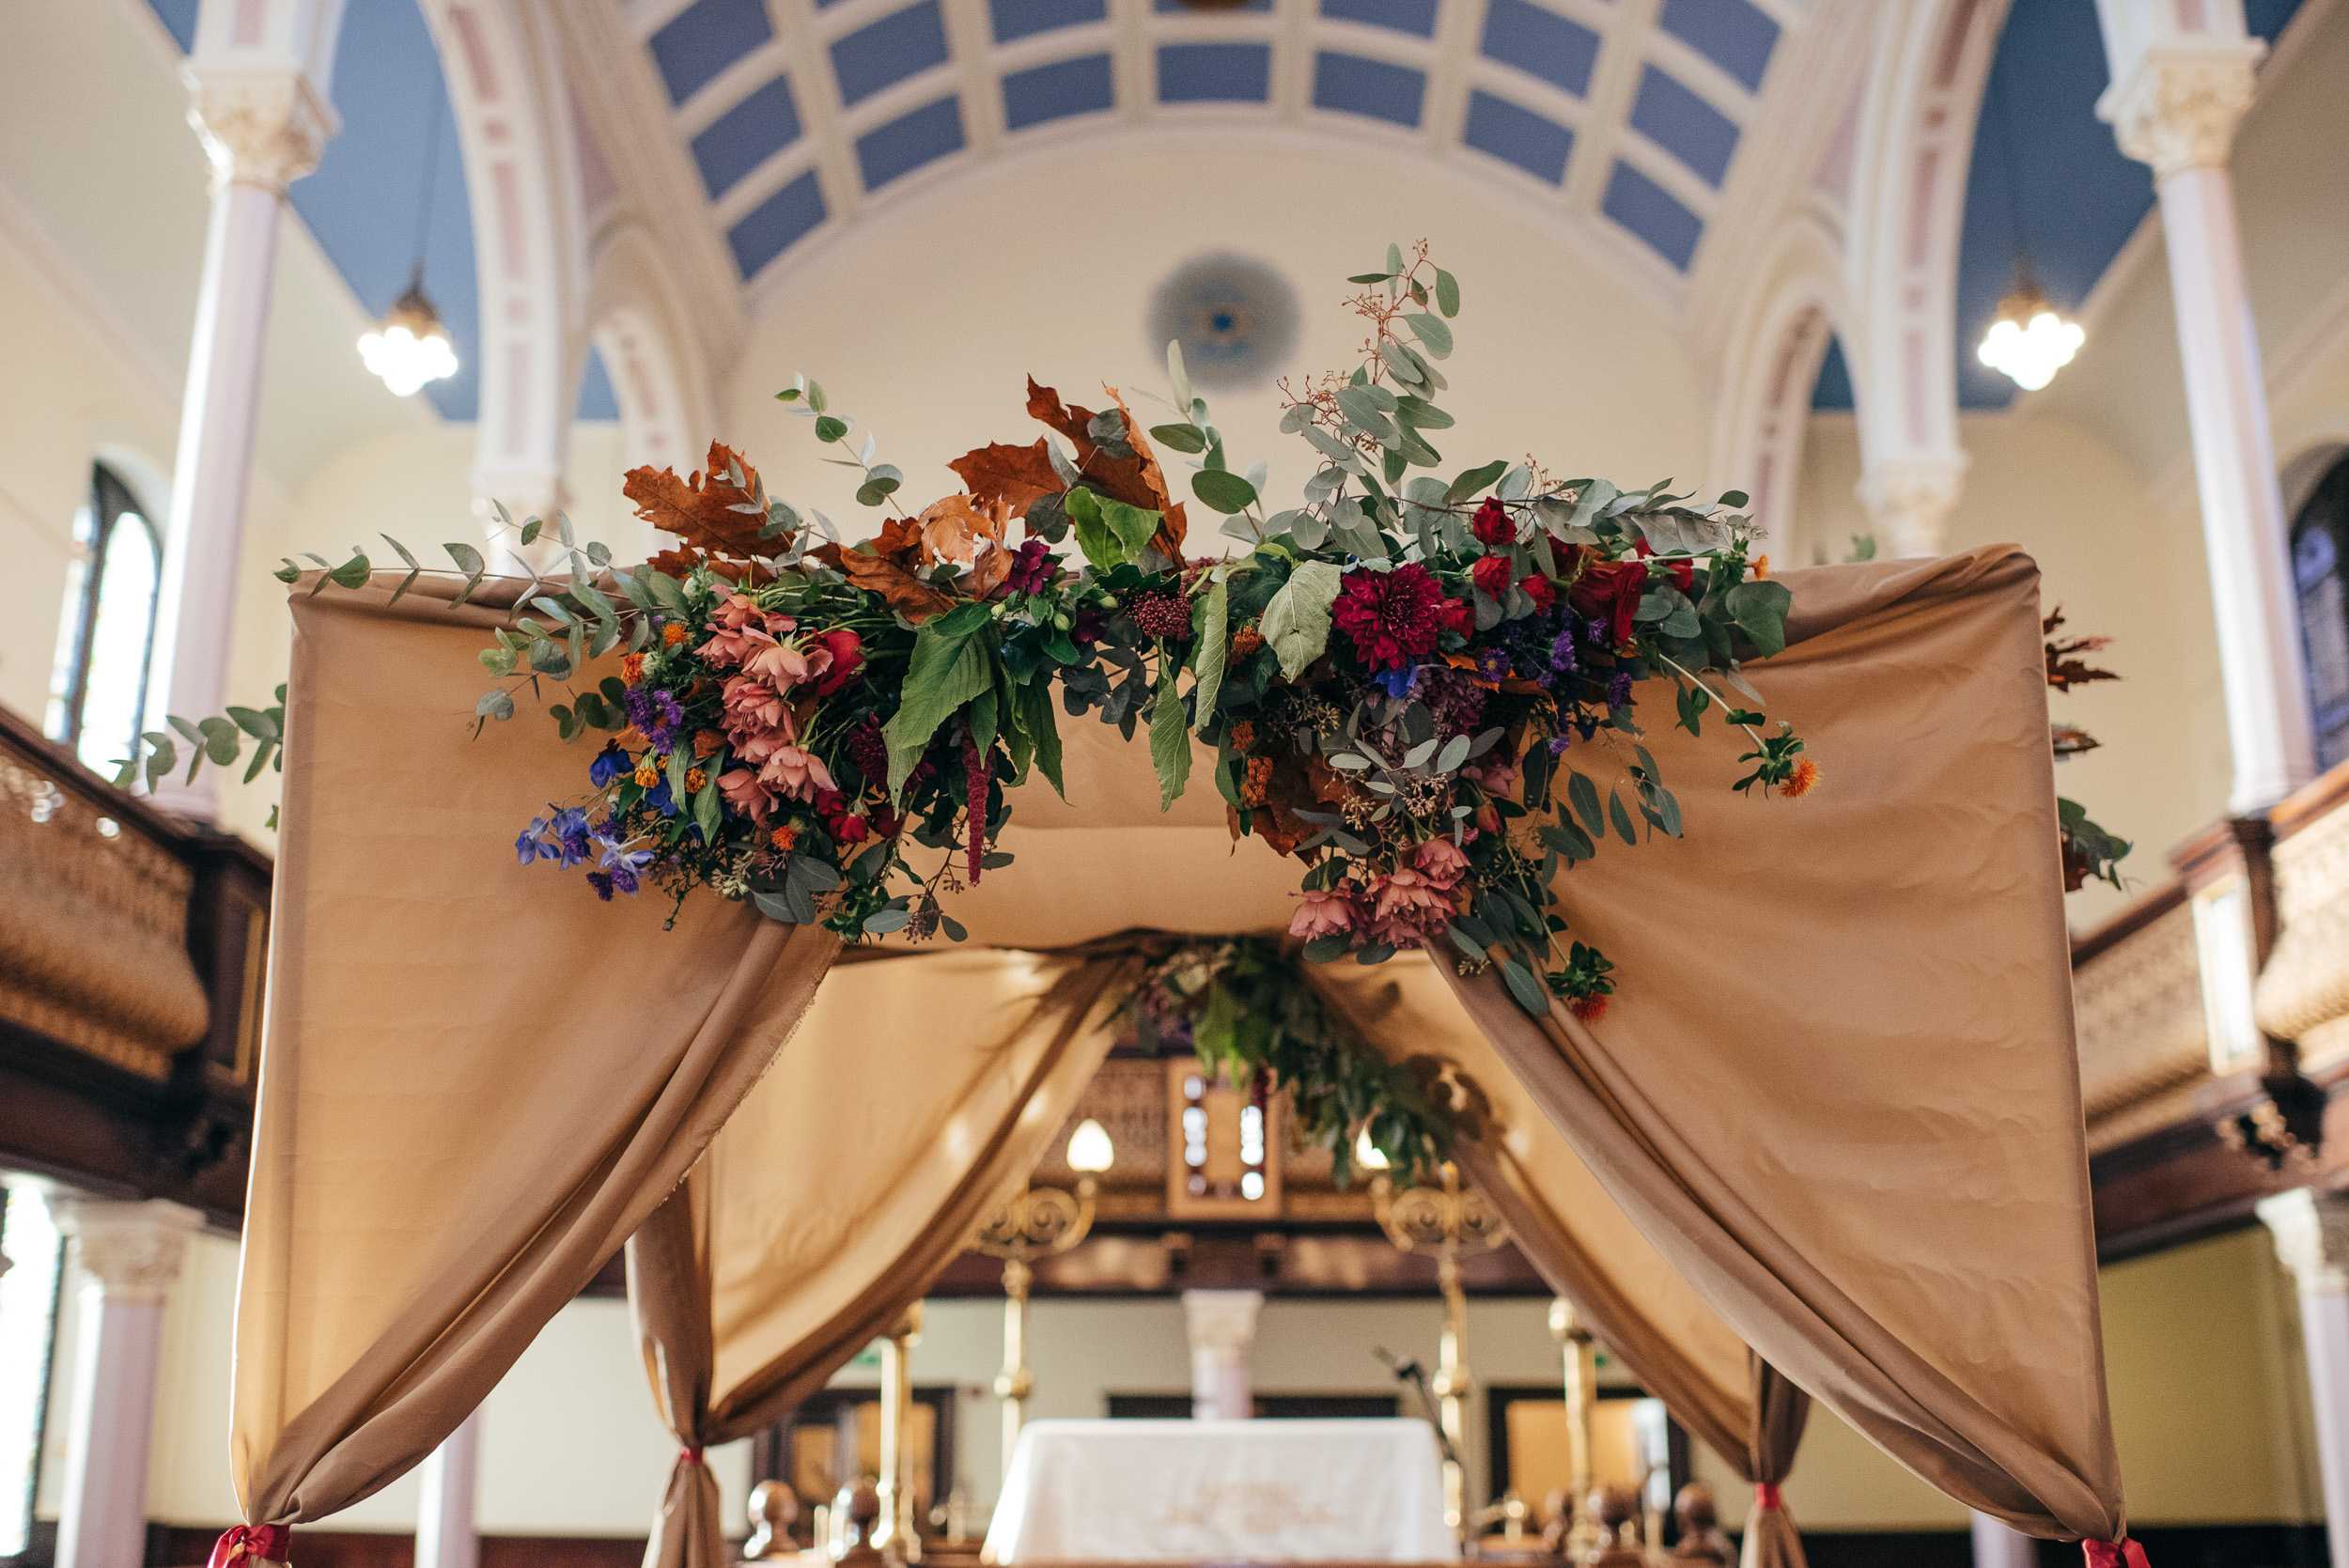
[
  {"left": 229, "top": 576, "right": 843, "bottom": 1529},
  {"left": 1738, "top": 1357, "right": 1810, "bottom": 1568},
  {"left": 626, "top": 950, "right": 1133, "bottom": 1568}
]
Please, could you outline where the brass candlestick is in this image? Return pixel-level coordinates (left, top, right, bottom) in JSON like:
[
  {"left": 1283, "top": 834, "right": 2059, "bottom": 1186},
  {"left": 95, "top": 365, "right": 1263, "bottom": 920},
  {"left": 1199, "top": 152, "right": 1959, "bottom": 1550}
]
[
  {"left": 1548, "top": 1299, "right": 1606, "bottom": 1560},
  {"left": 874, "top": 1303, "right": 924, "bottom": 1563},
  {"left": 1371, "top": 1162, "right": 1507, "bottom": 1544},
  {"left": 972, "top": 1119, "right": 1113, "bottom": 1484}
]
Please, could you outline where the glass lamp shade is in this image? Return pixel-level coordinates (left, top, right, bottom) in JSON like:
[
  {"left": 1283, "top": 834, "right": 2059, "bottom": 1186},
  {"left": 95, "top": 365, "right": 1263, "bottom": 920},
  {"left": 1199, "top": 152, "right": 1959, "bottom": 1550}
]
[
  {"left": 1976, "top": 283, "right": 2084, "bottom": 393},
  {"left": 359, "top": 283, "right": 459, "bottom": 397},
  {"left": 1066, "top": 1117, "right": 1115, "bottom": 1172}
]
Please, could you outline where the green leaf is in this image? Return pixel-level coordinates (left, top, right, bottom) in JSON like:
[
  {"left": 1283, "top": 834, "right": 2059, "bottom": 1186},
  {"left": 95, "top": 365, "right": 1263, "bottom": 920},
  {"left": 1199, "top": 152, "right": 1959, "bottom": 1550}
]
[
  {"left": 856, "top": 469, "right": 901, "bottom": 506},
  {"left": 1192, "top": 578, "right": 1229, "bottom": 725},
  {"left": 814, "top": 415, "right": 848, "bottom": 442},
  {"left": 1725, "top": 580, "right": 1794, "bottom": 658},
  {"left": 226, "top": 706, "right": 279, "bottom": 742},
  {"left": 1065, "top": 486, "right": 1161, "bottom": 572},
  {"left": 1167, "top": 339, "right": 1194, "bottom": 422},
  {"left": 1018, "top": 678, "right": 1065, "bottom": 797},
  {"left": 1445, "top": 459, "right": 1508, "bottom": 505},
  {"left": 1565, "top": 771, "right": 1604, "bottom": 837},
  {"left": 476, "top": 690, "right": 515, "bottom": 722},
  {"left": 1149, "top": 665, "right": 1192, "bottom": 811},
  {"left": 1500, "top": 957, "right": 1550, "bottom": 1017},
  {"left": 693, "top": 777, "right": 722, "bottom": 842},
  {"left": 1404, "top": 314, "right": 1453, "bottom": 359},
  {"left": 1260, "top": 561, "right": 1346, "bottom": 680},
  {"left": 1435, "top": 269, "right": 1459, "bottom": 318},
  {"left": 1152, "top": 423, "right": 1207, "bottom": 454},
  {"left": 882, "top": 623, "right": 996, "bottom": 797},
  {"left": 1191, "top": 468, "right": 1259, "bottom": 515},
  {"left": 1608, "top": 789, "right": 1639, "bottom": 846}
]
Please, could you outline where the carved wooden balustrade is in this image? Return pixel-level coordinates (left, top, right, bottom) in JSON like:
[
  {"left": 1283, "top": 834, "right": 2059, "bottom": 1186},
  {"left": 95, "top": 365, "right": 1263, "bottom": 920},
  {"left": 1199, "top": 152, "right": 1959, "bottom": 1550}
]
[{"left": 0, "top": 703, "right": 267, "bottom": 1222}]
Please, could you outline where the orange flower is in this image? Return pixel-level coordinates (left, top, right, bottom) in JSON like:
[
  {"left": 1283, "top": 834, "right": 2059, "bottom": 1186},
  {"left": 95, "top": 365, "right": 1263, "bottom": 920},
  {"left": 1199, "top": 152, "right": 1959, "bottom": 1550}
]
[
  {"left": 1752, "top": 554, "right": 1770, "bottom": 579},
  {"left": 686, "top": 768, "right": 708, "bottom": 793},
  {"left": 692, "top": 729, "right": 723, "bottom": 758},
  {"left": 1231, "top": 626, "right": 1266, "bottom": 661},
  {"left": 1781, "top": 757, "right": 1819, "bottom": 800},
  {"left": 633, "top": 761, "right": 661, "bottom": 788},
  {"left": 662, "top": 622, "right": 690, "bottom": 646},
  {"left": 1567, "top": 994, "right": 1608, "bottom": 1023},
  {"left": 621, "top": 652, "right": 646, "bottom": 685},
  {"left": 770, "top": 825, "right": 799, "bottom": 851}
]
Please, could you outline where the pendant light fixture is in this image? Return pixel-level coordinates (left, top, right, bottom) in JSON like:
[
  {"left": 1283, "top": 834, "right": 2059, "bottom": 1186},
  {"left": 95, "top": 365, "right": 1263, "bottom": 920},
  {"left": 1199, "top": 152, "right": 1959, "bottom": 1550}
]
[
  {"left": 360, "top": 72, "right": 459, "bottom": 398},
  {"left": 1974, "top": 50, "right": 2083, "bottom": 393}
]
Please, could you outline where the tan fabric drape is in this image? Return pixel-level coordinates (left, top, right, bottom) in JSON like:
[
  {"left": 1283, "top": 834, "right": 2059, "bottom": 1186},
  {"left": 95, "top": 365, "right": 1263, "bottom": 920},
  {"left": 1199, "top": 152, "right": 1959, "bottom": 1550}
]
[
  {"left": 1434, "top": 546, "right": 2122, "bottom": 1541},
  {"left": 1738, "top": 1357, "right": 1810, "bottom": 1568},
  {"left": 230, "top": 577, "right": 842, "bottom": 1526},
  {"left": 626, "top": 949, "right": 1131, "bottom": 1568}
]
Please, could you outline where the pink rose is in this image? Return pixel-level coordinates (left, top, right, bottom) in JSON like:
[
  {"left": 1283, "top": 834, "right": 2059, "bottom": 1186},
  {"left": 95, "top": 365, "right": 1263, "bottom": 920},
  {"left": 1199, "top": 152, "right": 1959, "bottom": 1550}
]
[
  {"left": 1412, "top": 837, "right": 1470, "bottom": 889},
  {"left": 717, "top": 768, "right": 775, "bottom": 824},
  {"left": 758, "top": 745, "right": 837, "bottom": 802},
  {"left": 1288, "top": 886, "right": 1362, "bottom": 940},
  {"left": 743, "top": 637, "right": 834, "bottom": 692},
  {"left": 721, "top": 675, "right": 787, "bottom": 737},
  {"left": 1464, "top": 756, "right": 1518, "bottom": 797},
  {"left": 711, "top": 593, "right": 764, "bottom": 630}
]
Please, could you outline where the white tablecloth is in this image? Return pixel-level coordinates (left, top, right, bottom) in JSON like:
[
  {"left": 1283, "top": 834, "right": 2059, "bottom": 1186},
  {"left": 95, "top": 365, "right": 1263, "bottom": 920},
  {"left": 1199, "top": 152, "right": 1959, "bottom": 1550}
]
[{"left": 983, "top": 1419, "right": 1456, "bottom": 1562}]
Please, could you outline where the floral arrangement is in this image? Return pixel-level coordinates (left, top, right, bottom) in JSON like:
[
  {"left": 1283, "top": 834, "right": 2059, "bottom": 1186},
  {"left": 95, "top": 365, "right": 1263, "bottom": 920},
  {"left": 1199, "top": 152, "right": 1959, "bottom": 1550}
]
[
  {"left": 2045, "top": 609, "right": 2130, "bottom": 891},
  {"left": 135, "top": 245, "right": 1820, "bottom": 1020},
  {"left": 1122, "top": 937, "right": 1454, "bottom": 1182}
]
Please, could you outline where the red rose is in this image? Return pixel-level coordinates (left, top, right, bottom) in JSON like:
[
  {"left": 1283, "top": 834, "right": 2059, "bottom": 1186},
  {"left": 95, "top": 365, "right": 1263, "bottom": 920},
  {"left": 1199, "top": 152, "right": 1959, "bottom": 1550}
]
[
  {"left": 811, "top": 629, "right": 865, "bottom": 696},
  {"left": 1470, "top": 554, "right": 1511, "bottom": 601},
  {"left": 814, "top": 788, "right": 848, "bottom": 816},
  {"left": 1470, "top": 498, "right": 1515, "bottom": 547},
  {"left": 1567, "top": 559, "right": 1650, "bottom": 651},
  {"left": 1519, "top": 574, "right": 1556, "bottom": 613},
  {"left": 830, "top": 814, "right": 870, "bottom": 846},
  {"left": 1664, "top": 560, "right": 1695, "bottom": 597}
]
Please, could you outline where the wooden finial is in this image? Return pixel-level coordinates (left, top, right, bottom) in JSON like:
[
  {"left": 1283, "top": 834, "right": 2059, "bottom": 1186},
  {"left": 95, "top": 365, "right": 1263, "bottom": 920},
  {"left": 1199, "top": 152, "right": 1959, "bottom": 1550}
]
[{"left": 744, "top": 1481, "right": 801, "bottom": 1560}]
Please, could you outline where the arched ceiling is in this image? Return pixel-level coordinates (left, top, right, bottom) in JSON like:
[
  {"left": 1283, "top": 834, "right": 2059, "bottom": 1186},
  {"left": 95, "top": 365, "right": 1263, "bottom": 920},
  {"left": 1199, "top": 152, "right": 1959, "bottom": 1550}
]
[{"left": 625, "top": 0, "right": 1797, "bottom": 296}]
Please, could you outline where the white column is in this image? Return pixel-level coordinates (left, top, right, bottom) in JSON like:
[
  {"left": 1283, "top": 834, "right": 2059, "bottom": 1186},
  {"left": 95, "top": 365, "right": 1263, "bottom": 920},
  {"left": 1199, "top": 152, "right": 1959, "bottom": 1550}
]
[
  {"left": 51, "top": 1199, "right": 205, "bottom": 1568},
  {"left": 1182, "top": 1289, "right": 1261, "bottom": 1421},
  {"left": 1858, "top": 455, "right": 1970, "bottom": 560},
  {"left": 416, "top": 1407, "right": 482, "bottom": 1568},
  {"left": 1968, "top": 1510, "right": 2036, "bottom": 1568},
  {"left": 2096, "top": 8, "right": 2315, "bottom": 815},
  {"left": 148, "top": 0, "right": 343, "bottom": 820},
  {"left": 2259, "top": 1188, "right": 2349, "bottom": 1568}
]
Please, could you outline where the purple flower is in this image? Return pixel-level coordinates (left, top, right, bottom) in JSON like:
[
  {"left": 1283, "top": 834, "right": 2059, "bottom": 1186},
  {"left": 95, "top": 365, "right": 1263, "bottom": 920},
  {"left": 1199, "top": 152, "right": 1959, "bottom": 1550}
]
[
  {"left": 1474, "top": 647, "right": 1510, "bottom": 682},
  {"left": 622, "top": 688, "right": 685, "bottom": 751},
  {"left": 515, "top": 820, "right": 552, "bottom": 863},
  {"left": 1007, "top": 538, "right": 1054, "bottom": 596},
  {"left": 551, "top": 806, "right": 593, "bottom": 866},
  {"left": 589, "top": 743, "right": 628, "bottom": 788},
  {"left": 599, "top": 839, "right": 654, "bottom": 897},
  {"left": 586, "top": 872, "right": 615, "bottom": 901},
  {"left": 1375, "top": 664, "right": 1420, "bottom": 699},
  {"left": 1548, "top": 734, "right": 1572, "bottom": 755},
  {"left": 646, "top": 779, "right": 677, "bottom": 817},
  {"left": 1606, "top": 671, "right": 1633, "bottom": 709},
  {"left": 1548, "top": 627, "right": 1579, "bottom": 675},
  {"left": 1072, "top": 608, "right": 1106, "bottom": 646},
  {"left": 1577, "top": 714, "right": 1600, "bottom": 741},
  {"left": 1585, "top": 616, "right": 1607, "bottom": 646}
]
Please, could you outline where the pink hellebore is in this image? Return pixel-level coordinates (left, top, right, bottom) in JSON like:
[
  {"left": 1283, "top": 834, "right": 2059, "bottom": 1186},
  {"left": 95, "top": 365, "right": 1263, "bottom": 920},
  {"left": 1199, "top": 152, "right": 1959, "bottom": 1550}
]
[
  {"left": 1288, "top": 885, "right": 1361, "bottom": 940},
  {"left": 1412, "top": 837, "right": 1470, "bottom": 889},
  {"left": 743, "top": 638, "right": 834, "bottom": 692},
  {"left": 1464, "top": 756, "right": 1518, "bottom": 798},
  {"left": 759, "top": 745, "right": 837, "bottom": 802},
  {"left": 700, "top": 621, "right": 778, "bottom": 670},
  {"left": 721, "top": 675, "right": 788, "bottom": 737},
  {"left": 717, "top": 768, "right": 775, "bottom": 824}
]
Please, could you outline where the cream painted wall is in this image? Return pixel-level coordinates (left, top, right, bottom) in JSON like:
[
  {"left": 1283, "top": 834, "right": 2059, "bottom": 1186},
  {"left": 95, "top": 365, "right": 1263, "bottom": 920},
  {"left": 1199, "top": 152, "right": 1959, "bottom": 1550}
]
[{"left": 718, "top": 139, "right": 1710, "bottom": 550}]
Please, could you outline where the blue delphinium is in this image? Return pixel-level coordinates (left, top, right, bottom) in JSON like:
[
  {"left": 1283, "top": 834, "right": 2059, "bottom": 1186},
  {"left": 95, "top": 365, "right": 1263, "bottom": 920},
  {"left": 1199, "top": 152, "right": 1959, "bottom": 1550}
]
[
  {"left": 1375, "top": 664, "right": 1419, "bottom": 700},
  {"left": 589, "top": 742, "right": 628, "bottom": 788}
]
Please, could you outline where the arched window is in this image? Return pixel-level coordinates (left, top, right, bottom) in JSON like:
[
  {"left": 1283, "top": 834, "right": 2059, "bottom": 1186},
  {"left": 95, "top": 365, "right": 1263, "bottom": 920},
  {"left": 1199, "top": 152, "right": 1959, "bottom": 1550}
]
[
  {"left": 2292, "top": 454, "right": 2349, "bottom": 773},
  {"left": 44, "top": 463, "right": 162, "bottom": 775}
]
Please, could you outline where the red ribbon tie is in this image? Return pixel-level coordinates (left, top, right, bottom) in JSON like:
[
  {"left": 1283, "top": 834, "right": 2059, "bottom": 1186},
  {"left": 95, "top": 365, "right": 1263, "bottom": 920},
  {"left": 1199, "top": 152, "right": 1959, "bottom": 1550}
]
[
  {"left": 681, "top": 1447, "right": 706, "bottom": 1466},
  {"left": 2084, "top": 1540, "right": 2151, "bottom": 1568},
  {"left": 1752, "top": 1483, "right": 1782, "bottom": 1512},
  {"left": 207, "top": 1525, "right": 291, "bottom": 1568}
]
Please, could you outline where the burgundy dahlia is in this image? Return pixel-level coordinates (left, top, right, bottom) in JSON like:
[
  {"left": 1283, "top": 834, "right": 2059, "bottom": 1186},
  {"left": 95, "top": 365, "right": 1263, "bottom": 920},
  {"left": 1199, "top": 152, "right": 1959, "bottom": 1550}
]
[{"left": 1331, "top": 563, "right": 1470, "bottom": 672}]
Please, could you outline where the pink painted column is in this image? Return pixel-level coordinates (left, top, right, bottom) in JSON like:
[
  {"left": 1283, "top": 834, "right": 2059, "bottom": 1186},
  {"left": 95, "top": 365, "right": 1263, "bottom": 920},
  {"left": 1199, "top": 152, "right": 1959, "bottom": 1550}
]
[{"left": 148, "top": 0, "right": 342, "bottom": 820}]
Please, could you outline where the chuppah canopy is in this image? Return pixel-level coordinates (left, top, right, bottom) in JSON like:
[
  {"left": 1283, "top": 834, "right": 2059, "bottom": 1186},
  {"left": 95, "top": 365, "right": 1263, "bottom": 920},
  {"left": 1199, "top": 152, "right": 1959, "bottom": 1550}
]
[{"left": 223, "top": 542, "right": 2127, "bottom": 1568}]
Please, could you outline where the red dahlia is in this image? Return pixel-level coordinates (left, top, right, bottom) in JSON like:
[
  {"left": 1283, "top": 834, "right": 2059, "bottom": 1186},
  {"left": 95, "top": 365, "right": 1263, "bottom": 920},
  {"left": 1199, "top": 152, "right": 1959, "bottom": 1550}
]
[
  {"left": 1332, "top": 563, "right": 1470, "bottom": 672},
  {"left": 1126, "top": 590, "right": 1192, "bottom": 640}
]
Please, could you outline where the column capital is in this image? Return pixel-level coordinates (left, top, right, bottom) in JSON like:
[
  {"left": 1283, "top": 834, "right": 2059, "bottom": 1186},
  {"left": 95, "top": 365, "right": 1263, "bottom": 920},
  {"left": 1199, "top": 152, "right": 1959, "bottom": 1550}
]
[
  {"left": 52, "top": 1199, "right": 204, "bottom": 1305},
  {"left": 2258, "top": 1187, "right": 2349, "bottom": 1296},
  {"left": 1856, "top": 455, "right": 1969, "bottom": 560},
  {"left": 2098, "top": 44, "right": 2263, "bottom": 181},
  {"left": 184, "top": 66, "right": 336, "bottom": 194},
  {"left": 1181, "top": 1289, "right": 1263, "bottom": 1356}
]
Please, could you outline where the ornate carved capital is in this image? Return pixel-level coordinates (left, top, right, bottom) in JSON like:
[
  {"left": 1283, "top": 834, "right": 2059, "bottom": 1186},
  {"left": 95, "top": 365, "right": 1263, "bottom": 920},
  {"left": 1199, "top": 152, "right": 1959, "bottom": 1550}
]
[
  {"left": 2258, "top": 1188, "right": 2349, "bottom": 1296},
  {"left": 1856, "top": 457, "right": 1968, "bottom": 560},
  {"left": 2101, "top": 48, "right": 2260, "bottom": 181},
  {"left": 185, "top": 67, "right": 336, "bottom": 194},
  {"left": 53, "top": 1198, "right": 204, "bottom": 1305}
]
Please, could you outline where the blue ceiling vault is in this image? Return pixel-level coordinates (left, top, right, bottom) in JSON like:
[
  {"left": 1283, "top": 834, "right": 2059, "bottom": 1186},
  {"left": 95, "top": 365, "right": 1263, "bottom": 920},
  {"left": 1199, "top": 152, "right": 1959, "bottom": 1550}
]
[
  {"left": 649, "top": 0, "right": 1784, "bottom": 285},
  {"left": 145, "top": 0, "right": 618, "bottom": 425},
  {"left": 1813, "top": 0, "right": 2303, "bottom": 413}
]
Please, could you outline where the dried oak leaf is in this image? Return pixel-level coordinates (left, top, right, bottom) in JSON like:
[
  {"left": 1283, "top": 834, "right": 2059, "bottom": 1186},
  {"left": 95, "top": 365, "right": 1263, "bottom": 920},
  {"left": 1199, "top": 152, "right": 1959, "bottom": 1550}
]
[
  {"left": 917, "top": 494, "right": 1003, "bottom": 565},
  {"left": 809, "top": 539, "right": 957, "bottom": 622},
  {"left": 947, "top": 440, "right": 1066, "bottom": 518},
  {"left": 2044, "top": 606, "right": 2121, "bottom": 693},
  {"left": 1024, "top": 377, "right": 1190, "bottom": 560},
  {"left": 648, "top": 544, "right": 770, "bottom": 586},
  {"left": 623, "top": 441, "right": 776, "bottom": 559},
  {"left": 1230, "top": 747, "right": 1354, "bottom": 857}
]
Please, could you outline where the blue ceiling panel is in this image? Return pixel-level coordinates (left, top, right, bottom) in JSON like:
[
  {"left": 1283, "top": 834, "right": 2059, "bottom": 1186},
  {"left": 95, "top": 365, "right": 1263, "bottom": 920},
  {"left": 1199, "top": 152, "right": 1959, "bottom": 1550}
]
[
  {"left": 990, "top": 0, "right": 1108, "bottom": 43},
  {"left": 1810, "top": 334, "right": 1853, "bottom": 412},
  {"left": 832, "top": 2, "right": 953, "bottom": 107},
  {"left": 578, "top": 345, "right": 619, "bottom": 421},
  {"left": 1312, "top": 52, "right": 1426, "bottom": 127},
  {"left": 1321, "top": 0, "right": 1440, "bottom": 40},
  {"left": 728, "top": 170, "right": 828, "bottom": 277},
  {"left": 1156, "top": 0, "right": 1271, "bottom": 12},
  {"left": 1657, "top": 0, "right": 1777, "bottom": 93},
  {"left": 1463, "top": 90, "right": 1573, "bottom": 184},
  {"left": 1628, "top": 66, "right": 1736, "bottom": 187},
  {"left": 1003, "top": 54, "right": 1115, "bottom": 130},
  {"left": 1159, "top": 42, "right": 1272, "bottom": 102},
  {"left": 856, "top": 95, "right": 967, "bottom": 188},
  {"left": 147, "top": 0, "right": 197, "bottom": 50},
  {"left": 1478, "top": 0, "right": 1599, "bottom": 99},
  {"left": 692, "top": 75, "right": 802, "bottom": 198},
  {"left": 1603, "top": 161, "right": 1703, "bottom": 271},
  {"left": 650, "top": 0, "right": 774, "bottom": 105}
]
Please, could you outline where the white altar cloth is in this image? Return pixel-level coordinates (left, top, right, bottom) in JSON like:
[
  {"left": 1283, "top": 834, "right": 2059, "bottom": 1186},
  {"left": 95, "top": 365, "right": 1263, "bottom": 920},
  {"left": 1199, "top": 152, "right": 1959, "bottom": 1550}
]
[{"left": 983, "top": 1419, "right": 1456, "bottom": 1562}]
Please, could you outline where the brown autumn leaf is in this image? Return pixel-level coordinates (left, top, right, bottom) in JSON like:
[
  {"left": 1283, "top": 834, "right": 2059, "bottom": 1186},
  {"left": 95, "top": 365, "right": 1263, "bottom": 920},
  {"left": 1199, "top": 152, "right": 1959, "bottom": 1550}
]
[
  {"left": 808, "top": 541, "right": 956, "bottom": 622},
  {"left": 1231, "top": 747, "right": 1354, "bottom": 856},
  {"left": 648, "top": 544, "right": 770, "bottom": 586},
  {"left": 1108, "top": 387, "right": 1189, "bottom": 562},
  {"left": 1026, "top": 379, "right": 1193, "bottom": 564},
  {"left": 2043, "top": 606, "right": 2121, "bottom": 693},
  {"left": 948, "top": 440, "right": 1066, "bottom": 517},
  {"left": 917, "top": 493, "right": 1003, "bottom": 565},
  {"left": 623, "top": 441, "right": 777, "bottom": 558}
]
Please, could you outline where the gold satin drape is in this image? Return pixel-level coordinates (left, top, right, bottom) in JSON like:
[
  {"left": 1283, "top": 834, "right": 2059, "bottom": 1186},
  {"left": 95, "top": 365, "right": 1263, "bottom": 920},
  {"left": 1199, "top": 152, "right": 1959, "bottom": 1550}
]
[
  {"left": 229, "top": 544, "right": 2121, "bottom": 1551},
  {"left": 626, "top": 950, "right": 1131, "bottom": 1568}
]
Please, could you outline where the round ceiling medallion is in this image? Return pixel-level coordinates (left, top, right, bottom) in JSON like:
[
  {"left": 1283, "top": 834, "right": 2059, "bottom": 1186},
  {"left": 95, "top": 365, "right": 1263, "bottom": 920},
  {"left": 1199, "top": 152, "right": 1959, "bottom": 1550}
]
[{"left": 1147, "top": 253, "right": 1299, "bottom": 391}]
